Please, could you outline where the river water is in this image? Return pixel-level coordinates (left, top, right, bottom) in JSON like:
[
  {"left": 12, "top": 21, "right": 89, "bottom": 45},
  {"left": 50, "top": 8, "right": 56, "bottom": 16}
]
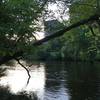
[{"left": 0, "top": 61, "right": 100, "bottom": 100}]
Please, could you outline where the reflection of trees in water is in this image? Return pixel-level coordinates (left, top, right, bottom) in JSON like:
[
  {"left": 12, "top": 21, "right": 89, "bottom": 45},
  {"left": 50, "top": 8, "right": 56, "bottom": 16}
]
[
  {"left": 0, "top": 64, "right": 38, "bottom": 100},
  {"left": 0, "top": 67, "right": 7, "bottom": 78},
  {"left": 1, "top": 61, "right": 100, "bottom": 100},
  {"left": 0, "top": 86, "right": 38, "bottom": 100},
  {"left": 45, "top": 61, "right": 100, "bottom": 100},
  {"left": 45, "top": 61, "right": 66, "bottom": 91},
  {"left": 45, "top": 61, "right": 69, "bottom": 100},
  {"left": 65, "top": 62, "right": 100, "bottom": 100}
]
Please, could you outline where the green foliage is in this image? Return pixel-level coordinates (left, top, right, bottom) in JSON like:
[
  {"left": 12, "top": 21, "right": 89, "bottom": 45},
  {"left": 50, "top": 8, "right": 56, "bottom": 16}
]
[
  {"left": 32, "top": 0, "right": 100, "bottom": 61},
  {"left": 69, "top": 0, "right": 97, "bottom": 22},
  {"left": 60, "top": 0, "right": 100, "bottom": 61},
  {"left": 0, "top": 0, "right": 100, "bottom": 61},
  {"left": 0, "top": 0, "right": 45, "bottom": 56}
]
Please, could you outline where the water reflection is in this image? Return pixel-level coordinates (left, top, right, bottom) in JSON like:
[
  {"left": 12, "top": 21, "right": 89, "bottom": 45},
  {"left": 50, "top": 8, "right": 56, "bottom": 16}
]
[
  {"left": 44, "top": 62, "right": 70, "bottom": 100},
  {"left": 0, "top": 61, "right": 100, "bottom": 100},
  {"left": 0, "top": 86, "right": 34, "bottom": 100},
  {"left": 44, "top": 61, "right": 100, "bottom": 100},
  {"left": 65, "top": 62, "right": 100, "bottom": 100},
  {"left": 0, "top": 62, "right": 46, "bottom": 100}
]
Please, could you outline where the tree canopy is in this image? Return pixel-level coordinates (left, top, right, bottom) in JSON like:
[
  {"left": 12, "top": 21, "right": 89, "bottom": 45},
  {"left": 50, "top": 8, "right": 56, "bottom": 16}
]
[
  {"left": 0, "top": 0, "right": 46, "bottom": 55},
  {"left": 0, "top": 0, "right": 47, "bottom": 64},
  {"left": 0, "top": 0, "right": 100, "bottom": 64}
]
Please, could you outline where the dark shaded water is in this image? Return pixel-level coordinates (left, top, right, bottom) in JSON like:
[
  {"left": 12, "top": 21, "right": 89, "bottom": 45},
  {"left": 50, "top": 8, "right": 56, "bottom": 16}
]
[{"left": 0, "top": 61, "right": 100, "bottom": 100}]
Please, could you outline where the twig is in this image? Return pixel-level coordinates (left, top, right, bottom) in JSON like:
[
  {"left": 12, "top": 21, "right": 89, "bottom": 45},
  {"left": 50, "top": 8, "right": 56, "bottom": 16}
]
[{"left": 88, "top": 25, "right": 96, "bottom": 36}]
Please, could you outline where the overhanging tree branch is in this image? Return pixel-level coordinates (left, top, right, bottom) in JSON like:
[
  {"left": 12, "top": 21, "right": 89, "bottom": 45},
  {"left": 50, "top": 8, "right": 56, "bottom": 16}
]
[
  {"left": 0, "top": 51, "right": 23, "bottom": 65},
  {"left": 0, "top": 13, "right": 99, "bottom": 65},
  {"left": 33, "top": 14, "right": 99, "bottom": 45}
]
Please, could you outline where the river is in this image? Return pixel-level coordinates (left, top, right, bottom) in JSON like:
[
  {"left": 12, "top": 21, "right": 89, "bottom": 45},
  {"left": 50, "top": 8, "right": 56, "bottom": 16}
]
[{"left": 0, "top": 61, "right": 100, "bottom": 100}]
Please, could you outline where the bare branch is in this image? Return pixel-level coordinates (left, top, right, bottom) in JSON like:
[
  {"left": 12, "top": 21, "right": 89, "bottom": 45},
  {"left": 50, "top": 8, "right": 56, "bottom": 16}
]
[{"left": 15, "top": 58, "right": 31, "bottom": 85}]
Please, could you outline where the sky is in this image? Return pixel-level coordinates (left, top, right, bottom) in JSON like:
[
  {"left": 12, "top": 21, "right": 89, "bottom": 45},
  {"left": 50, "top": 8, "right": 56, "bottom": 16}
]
[{"left": 46, "top": 1, "right": 69, "bottom": 21}]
